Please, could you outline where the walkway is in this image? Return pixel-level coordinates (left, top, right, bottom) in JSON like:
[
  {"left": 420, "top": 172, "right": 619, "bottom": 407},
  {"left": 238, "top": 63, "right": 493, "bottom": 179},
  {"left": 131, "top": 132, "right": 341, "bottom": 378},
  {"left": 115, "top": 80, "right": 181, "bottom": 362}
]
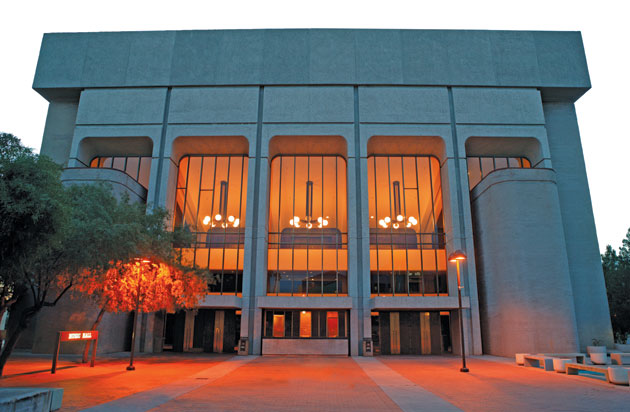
[{"left": 1, "top": 353, "right": 628, "bottom": 411}]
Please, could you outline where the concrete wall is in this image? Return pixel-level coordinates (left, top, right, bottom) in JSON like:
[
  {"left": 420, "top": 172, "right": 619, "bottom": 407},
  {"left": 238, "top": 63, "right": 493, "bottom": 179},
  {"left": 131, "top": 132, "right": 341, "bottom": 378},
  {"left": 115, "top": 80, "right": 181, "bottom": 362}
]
[
  {"left": 61, "top": 168, "right": 148, "bottom": 202},
  {"left": 262, "top": 339, "right": 348, "bottom": 355},
  {"left": 30, "top": 294, "right": 131, "bottom": 355},
  {"left": 33, "top": 30, "right": 590, "bottom": 102},
  {"left": 30, "top": 29, "right": 610, "bottom": 357},
  {"left": 471, "top": 168, "right": 579, "bottom": 356},
  {"left": 39, "top": 101, "right": 78, "bottom": 166},
  {"left": 543, "top": 102, "right": 614, "bottom": 349}
]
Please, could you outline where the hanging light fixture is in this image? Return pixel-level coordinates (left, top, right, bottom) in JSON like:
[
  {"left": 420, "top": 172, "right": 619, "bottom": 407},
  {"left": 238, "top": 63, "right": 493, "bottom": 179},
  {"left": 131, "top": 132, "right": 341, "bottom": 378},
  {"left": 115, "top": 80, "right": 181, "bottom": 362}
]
[
  {"left": 378, "top": 180, "right": 418, "bottom": 230},
  {"left": 202, "top": 180, "right": 240, "bottom": 228},
  {"left": 289, "top": 180, "right": 329, "bottom": 229}
]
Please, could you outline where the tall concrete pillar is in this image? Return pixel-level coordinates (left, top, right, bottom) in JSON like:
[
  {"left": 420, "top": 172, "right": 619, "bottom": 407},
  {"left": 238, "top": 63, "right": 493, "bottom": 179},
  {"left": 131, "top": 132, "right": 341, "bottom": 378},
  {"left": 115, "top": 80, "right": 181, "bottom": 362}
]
[
  {"left": 471, "top": 168, "right": 579, "bottom": 356},
  {"left": 543, "top": 102, "right": 614, "bottom": 349},
  {"left": 39, "top": 101, "right": 78, "bottom": 165}
]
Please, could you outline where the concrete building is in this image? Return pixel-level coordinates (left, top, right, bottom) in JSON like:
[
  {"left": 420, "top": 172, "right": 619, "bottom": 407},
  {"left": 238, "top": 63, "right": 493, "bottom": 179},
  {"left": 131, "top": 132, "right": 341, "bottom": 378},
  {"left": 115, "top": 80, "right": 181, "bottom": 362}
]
[{"left": 27, "top": 29, "right": 613, "bottom": 357}]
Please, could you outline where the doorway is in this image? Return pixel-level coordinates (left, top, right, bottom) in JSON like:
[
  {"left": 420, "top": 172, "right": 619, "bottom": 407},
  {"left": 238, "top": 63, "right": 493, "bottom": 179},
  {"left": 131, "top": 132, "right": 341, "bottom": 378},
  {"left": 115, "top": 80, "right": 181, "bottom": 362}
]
[
  {"left": 375, "top": 311, "right": 452, "bottom": 355},
  {"left": 163, "top": 309, "right": 239, "bottom": 353}
]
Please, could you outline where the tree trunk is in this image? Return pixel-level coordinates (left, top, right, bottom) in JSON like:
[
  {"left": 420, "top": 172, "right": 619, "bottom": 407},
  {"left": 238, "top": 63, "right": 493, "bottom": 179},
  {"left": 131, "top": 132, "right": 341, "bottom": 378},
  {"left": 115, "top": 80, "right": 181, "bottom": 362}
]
[
  {"left": 82, "top": 307, "right": 106, "bottom": 363},
  {"left": 0, "top": 306, "right": 39, "bottom": 377}
]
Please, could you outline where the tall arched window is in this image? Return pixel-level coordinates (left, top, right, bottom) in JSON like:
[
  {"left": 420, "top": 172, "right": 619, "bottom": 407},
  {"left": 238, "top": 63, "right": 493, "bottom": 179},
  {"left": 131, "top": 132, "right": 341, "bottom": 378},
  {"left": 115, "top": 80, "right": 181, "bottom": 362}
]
[
  {"left": 368, "top": 155, "right": 447, "bottom": 296},
  {"left": 174, "top": 155, "right": 248, "bottom": 295},
  {"left": 267, "top": 155, "right": 348, "bottom": 296}
]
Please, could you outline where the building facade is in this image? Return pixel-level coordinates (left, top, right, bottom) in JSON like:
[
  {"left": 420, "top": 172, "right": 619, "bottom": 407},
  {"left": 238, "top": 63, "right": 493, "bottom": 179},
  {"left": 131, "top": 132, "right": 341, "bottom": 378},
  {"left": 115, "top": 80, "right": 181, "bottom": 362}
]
[{"left": 29, "top": 29, "right": 613, "bottom": 357}]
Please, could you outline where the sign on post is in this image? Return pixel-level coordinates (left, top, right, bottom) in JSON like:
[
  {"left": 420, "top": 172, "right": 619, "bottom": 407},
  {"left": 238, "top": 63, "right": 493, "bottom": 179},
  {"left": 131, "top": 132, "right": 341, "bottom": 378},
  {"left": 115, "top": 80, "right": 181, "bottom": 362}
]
[{"left": 51, "top": 330, "right": 99, "bottom": 374}]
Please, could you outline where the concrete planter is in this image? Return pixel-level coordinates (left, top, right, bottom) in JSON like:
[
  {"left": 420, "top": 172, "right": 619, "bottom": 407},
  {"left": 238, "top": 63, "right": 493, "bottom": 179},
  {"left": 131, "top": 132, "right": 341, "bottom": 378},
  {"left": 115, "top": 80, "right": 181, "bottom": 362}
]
[
  {"left": 587, "top": 345, "right": 607, "bottom": 356},
  {"left": 553, "top": 358, "right": 569, "bottom": 373},
  {"left": 590, "top": 352, "right": 608, "bottom": 365},
  {"left": 607, "top": 367, "right": 629, "bottom": 385}
]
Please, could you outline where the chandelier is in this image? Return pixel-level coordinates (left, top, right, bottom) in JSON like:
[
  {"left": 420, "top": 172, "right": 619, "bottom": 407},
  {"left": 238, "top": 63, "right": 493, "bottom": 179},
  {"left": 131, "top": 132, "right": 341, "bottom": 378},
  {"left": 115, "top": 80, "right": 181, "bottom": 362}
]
[
  {"left": 377, "top": 181, "right": 418, "bottom": 229},
  {"left": 202, "top": 180, "right": 240, "bottom": 228},
  {"left": 289, "top": 180, "right": 329, "bottom": 229}
]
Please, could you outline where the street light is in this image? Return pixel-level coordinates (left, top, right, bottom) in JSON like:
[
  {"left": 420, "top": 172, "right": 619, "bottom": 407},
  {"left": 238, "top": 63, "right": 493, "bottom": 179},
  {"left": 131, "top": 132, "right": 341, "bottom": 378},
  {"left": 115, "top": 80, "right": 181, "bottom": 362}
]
[{"left": 448, "top": 250, "right": 469, "bottom": 373}]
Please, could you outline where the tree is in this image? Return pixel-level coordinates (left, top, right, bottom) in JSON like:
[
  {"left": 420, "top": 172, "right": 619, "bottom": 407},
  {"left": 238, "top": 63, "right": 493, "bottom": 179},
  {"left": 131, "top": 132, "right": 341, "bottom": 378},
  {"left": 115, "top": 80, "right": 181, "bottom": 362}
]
[
  {"left": 602, "top": 228, "right": 630, "bottom": 343},
  {"left": 1, "top": 138, "right": 69, "bottom": 376},
  {"left": 79, "top": 259, "right": 207, "bottom": 368},
  {"left": 72, "top": 212, "right": 204, "bottom": 364},
  {"left": 0, "top": 132, "right": 32, "bottom": 161},
  {"left": 0, "top": 134, "right": 192, "bottom": 376}
]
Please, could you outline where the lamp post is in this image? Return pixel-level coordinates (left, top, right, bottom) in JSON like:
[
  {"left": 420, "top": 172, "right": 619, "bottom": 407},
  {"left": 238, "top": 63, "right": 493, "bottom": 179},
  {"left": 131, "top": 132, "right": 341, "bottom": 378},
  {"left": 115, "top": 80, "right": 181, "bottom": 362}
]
[{"left": 448, "top": 250, "right": 469, "bottom": 373}]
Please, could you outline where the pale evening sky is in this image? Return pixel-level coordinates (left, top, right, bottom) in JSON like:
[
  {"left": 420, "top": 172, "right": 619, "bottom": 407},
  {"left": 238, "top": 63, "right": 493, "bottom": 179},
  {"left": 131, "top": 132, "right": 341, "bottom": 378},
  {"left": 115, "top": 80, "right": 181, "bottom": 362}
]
[{"left": 1, "top": 0, "right": 628, "bottom": 252}]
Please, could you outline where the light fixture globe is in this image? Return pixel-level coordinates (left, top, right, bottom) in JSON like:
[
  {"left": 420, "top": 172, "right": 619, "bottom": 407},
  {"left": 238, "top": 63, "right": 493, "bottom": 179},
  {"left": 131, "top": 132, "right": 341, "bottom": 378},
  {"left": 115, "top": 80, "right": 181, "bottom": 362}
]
[{"left": 448, "top": 250, "right": 467, "bottom": 262}]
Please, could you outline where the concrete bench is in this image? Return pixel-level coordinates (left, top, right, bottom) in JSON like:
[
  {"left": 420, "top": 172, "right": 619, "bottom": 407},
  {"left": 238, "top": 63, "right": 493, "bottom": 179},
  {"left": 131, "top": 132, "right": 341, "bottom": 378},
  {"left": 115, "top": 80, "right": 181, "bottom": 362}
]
[
  {"left": 515, "top": 353, "right": 528, "bottom": 365},
  {"left": 523, "top": 355, "right": 554, "bottom": 371},
  {"left": 611, "top": 353, "right": 630, "bottom": 365},
  {"left": 565, "top": 363, "right": 629, "bottom": 385},
  {"left": 542, "top": 353, "right": 586, "bottom": 364}
]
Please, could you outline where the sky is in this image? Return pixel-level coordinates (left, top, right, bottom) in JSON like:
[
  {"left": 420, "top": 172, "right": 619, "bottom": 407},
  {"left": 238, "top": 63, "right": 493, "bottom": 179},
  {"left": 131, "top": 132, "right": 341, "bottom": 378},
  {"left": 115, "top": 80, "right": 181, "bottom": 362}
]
[{"left": 1, "top": 0, "right": 628, "bottom": 252}]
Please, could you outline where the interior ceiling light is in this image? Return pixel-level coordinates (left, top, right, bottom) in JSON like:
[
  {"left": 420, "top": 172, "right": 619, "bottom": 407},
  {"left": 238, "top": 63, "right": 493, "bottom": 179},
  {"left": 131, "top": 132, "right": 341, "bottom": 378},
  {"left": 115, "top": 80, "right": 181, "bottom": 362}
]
[
  {"left": 289, "top": 180, "right": 329, "bottom": 229},
  {"left": 202, "top": 180, "right": 239, "bottom": 228},
  {"left": 378, "top": 180, "right": 418, "bottom": 230}
]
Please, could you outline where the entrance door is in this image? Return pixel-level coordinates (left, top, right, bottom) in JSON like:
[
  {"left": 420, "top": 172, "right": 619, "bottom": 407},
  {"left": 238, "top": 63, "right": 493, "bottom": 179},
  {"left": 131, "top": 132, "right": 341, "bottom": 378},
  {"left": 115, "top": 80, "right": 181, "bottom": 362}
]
[
  {"left": 378, "top": 311, "right": 450, "bottom": 355},
  {"left": 389, "top": 312, "right": 401, "bottom": 354},
  {"left": 213, "top": 310, "right": 224, "bottom": 353}
]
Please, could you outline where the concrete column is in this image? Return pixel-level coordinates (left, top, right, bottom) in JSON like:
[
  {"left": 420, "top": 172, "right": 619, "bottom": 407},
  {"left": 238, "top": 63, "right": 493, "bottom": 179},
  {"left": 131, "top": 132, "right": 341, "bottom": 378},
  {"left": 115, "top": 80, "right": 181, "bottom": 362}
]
[
  {"left": 249, "top": 157, "right": 270, "bottom": 355},
  {"left": 543, "top": 102, "right": 614, "bottom": 349},
  {"left": 442, "top": 156, "right": 483, "bottom": 355},
  {"left": 239, "top": 152, "right": 260, "bottom": 347},
  {"left": 39, "top": 101, "right": 79, "bottom": 166}
]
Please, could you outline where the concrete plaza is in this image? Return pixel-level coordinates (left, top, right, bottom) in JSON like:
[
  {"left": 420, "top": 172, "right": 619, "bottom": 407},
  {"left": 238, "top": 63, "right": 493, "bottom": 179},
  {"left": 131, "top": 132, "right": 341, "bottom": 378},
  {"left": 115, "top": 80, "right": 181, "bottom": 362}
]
[{"left": 1, "top": 353, "right": 628, "bottom": 411}]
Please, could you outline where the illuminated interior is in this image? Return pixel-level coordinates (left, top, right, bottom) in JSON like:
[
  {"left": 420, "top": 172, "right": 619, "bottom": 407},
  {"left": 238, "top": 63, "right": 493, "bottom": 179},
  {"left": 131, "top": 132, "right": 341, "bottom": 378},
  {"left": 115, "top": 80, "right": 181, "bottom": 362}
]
[
  {"left": 174, "top": 155, "right": 248, "bottom": 295},
  {"left": 467, "top": 156, "right": 531, "bottom": 189},
  {"left": 89, "top": 155, "right": 152, "bottom": 189},
  {"left": 264, "top": 310, "right": 347, "bottom": 339},
  {"left": 267, "top": 155, "right": 348, "bottom": 296},
  {"left": 368, "top": 155, "right": 447, "bottom": 296}
]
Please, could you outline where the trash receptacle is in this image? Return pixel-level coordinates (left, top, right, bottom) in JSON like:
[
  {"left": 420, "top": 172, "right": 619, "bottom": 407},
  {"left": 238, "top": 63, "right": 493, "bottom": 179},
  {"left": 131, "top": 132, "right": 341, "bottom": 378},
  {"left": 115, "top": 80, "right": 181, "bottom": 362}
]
[
  {"left": 363, "top": 338, "right": 373, "bottom": 357},
  {"left": 238, "top": 337, "right": 249, "bottom": 355}
]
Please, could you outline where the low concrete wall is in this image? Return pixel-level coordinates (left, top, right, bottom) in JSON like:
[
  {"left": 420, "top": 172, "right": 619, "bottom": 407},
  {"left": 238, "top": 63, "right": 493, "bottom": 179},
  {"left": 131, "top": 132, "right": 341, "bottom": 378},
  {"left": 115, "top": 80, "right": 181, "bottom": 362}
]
[
  {"left": 0, "top": 388, "right": 63, "bottom": 412},
  {"left": 262, "top": 339, "right": 348, "bottom": 355},
  {"left": 61, "top": 167, "right": 147, "bottom": 202}
]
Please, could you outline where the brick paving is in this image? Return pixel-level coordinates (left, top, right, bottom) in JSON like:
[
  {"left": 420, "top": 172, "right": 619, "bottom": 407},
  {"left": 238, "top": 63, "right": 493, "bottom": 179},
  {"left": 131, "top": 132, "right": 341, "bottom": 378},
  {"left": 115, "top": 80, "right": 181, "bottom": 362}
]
[{"left": 2, "top": 353, "right": 629, "bottom": 411}]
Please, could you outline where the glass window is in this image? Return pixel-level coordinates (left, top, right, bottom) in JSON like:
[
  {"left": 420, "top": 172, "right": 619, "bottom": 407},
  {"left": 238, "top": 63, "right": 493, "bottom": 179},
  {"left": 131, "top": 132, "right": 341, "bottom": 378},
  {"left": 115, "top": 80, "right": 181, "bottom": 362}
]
[
  {"left": 273, "top": 314, "right": 285, "bottom": 337},
  {"left": 89, "top": 155, "right": 152, "bottom": 189},
  {"left": 327, "top": 311, "right": 339, "bottom": 338},
  {"left": 299, "top": 311, "right": 312, "bottom": 337},
  {"left": 263, "top": 310, "right": 348, "bottom": 339},
  {"left": 174, "top": 155, "right": 248, "bottom": 296},
  {"left": 368, "top": 155, "right": 447, "bottom": 296},
  {"left": 466, "top": 156, "right": 531, "bottom": 190},
  {"left": 267, "top": 155, "right": 348, "bottom": 296}
]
